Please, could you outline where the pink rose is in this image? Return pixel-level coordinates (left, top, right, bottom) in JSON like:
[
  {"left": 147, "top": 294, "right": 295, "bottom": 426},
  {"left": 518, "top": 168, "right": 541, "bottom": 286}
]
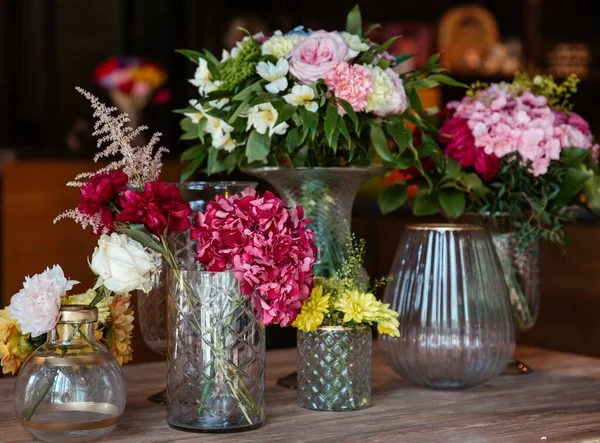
[
  {"left": 373, "top": 68, "right": 409, "bottom": 116},
  {"left": 474, "top": 148, "right": 500, "bottom": 181},
  {"left": 324, "top": 62, "right": 373, "bottom": 114},
  {"left": 289, "top": 31, "right": 353, "bottom": 84}
]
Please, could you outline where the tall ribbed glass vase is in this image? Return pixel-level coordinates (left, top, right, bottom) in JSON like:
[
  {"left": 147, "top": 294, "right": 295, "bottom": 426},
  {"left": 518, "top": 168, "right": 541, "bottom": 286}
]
[
  {"left": 136, "top": 181, "right": 258, "bottom": 404},
  {"left": 166, "top": 270, "right": 265, "bottom": 433},
  {"left": 242, "top": 167, "right": 382, "bottom": 278},
  {"left": 381, "top": 224, "right": 515, "bottom": 389}
]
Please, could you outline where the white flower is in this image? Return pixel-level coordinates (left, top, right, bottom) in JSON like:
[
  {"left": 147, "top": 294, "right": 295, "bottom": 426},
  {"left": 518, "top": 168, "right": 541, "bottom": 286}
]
[
  {"left": 205, "top": 115, "right": 236, "bottom": 150},
  {"left": 9, "top": 265, "right": 79, "bottom": 337},
  {"left": 212, "top": 131, "right": 237, "bottom": 152},
  {"left": 91, "top": 233, "right": 160, "bottom": 295},
  {"left": 189, "top": 58, "right": 214, "bottom": 95},
  {"left": 340, "top": 31, "right": 370, "bottom": 55},
  {"left": 246, "top": 103, "right": 289, "bottom": 136},
  {"left": 284, "top": 85, "right": 319, "bottom": 113},
  {"left": 184, "top": 100, "right": 206, "bottom": 123},
  {"left": 256, "top": 59, "right": 289, "bottom": 94},
  {"left": 261, "top": 34, "right": 299, "bottom": 58},
  {"left": 365, "top": 66, "right": 408, "bottom": 116}
]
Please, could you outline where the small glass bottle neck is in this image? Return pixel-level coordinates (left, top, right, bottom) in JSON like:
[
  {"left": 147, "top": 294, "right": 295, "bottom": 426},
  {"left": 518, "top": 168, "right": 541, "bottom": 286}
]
[{"left": 47, "top": 321, "right": 97, "bottom": 346}]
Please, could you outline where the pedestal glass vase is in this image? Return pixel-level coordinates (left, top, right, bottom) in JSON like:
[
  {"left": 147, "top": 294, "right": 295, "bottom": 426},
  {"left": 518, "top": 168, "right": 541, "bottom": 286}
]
[
  {"left": 381, "top": 224, "right": 515, "bottom": 389},
  {"left": 166, "top": 270, "right": 266, "bottom": 432},
  {"left": 14, "top": 306, "right": 126, "bottom": 443},
  {"left": 242, "top": 167, "right": 382, "bottom": 278},
  {"left": 137, "top": 181, "right": 258, "bottom": 404},
  {"left": 297, "top": 327, "right": 371, "bottom": 411}
]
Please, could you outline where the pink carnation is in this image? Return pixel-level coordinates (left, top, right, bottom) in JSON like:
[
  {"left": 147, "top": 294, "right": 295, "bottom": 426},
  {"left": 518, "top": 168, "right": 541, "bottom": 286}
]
[
  {"left": 191, "top": 188, "right": 316, "bottom": 326},
  {"left": 325, "top": 62, "right": 373, "bottom": 114}
]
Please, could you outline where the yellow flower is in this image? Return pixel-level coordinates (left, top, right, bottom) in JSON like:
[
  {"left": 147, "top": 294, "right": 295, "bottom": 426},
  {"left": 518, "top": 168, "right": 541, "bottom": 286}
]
[
  {"left": 107, "top": 295, "right": 134, "bottom": 365},
  {"left": 0, "top": 309, "right": 34, "bottom": 375},
  {"left": 65, "top": 289, "right": 112, "bottom": 325},
  {"left": 293, "top": 284, "right": 330, "bottom": 332},
  {"left": 131, "top": 65, "right": 167, "bottom": 89},
  {"left": 335, "top": 289, "right": 382, "bottom": 324}
]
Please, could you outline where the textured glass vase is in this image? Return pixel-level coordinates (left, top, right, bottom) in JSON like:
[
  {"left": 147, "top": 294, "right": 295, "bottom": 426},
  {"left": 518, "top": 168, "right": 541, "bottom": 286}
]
[
  {"left": 14, "top": 306, "right": 126, "bottom": 443},
  {"left": 297, "top": 327, "right": 372, "bottom": 411},
  {"left": 242, "top": 167, "right": 382, "bottom": 278},
  {"left": 381, "top": 224, "right": 515, "bottom": 389},
  {"left": 167, "top": 270, "right": 265, "bottom": 432},
  {"left": 137, "top": 181, "right": 258, "bottom": 404}
]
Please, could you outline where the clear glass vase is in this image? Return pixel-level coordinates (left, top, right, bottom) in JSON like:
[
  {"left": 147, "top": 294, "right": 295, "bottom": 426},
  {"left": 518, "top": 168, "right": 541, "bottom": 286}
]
[
  {"left": 381, "top": 224, "right": 516, "bottom": 389},
  {"left": 166, "top": 269, "right": 265, "bottom": 432},
  {"left": 297, "top": 327, "right": 372, "bottom": 411},
  {"left": 136, "top": 181, "right": 258, "bottom": 404},
  {"left": 14, "top": 306, "right": 126, "bottom": 443},
  {"left": 242, "top": 167, "right": 382, "bottom": 278}
]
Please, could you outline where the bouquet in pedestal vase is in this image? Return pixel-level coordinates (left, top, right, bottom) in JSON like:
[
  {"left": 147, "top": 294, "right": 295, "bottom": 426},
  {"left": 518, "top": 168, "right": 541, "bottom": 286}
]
[{"left": 380, "top": 73, "right": 600, "bottom": 371}]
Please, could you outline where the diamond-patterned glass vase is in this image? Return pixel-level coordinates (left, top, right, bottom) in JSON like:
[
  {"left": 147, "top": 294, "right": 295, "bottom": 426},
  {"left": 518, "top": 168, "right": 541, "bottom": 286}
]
[
  {"left": 297, "top": 326, "right": 372, "bottom": 411},
  {"left": 166, "top": 270, "right": 265, "bottom": 432}
]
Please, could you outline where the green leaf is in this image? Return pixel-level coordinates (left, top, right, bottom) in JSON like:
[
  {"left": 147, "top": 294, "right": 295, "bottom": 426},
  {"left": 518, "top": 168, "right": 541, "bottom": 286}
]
[
  {"left": 406, "top": 87, "right": 424, "bottom": 116},
  {"left": 181, "top": 153, "right": 206, "bottom": 182},
  {"left": 410, "top": 78, "right": 439, "bottom": 90},
  {"left": 206, "top": 147, "right": 225, "bottom": 175},
  {"left": 338, "top": 116, "right": 352, "bottom": 148},
  {"left": 346, "top": 5, "right": 362, "bottom": 36},
  {"left": 180, "top": 117, "right": 195, "bottom": 133},
  {"left": 197, "top": 117, "right": 207, "bottom": 143},
  {"left": 428, "top": 74, "right": 468, "bottom": 88},
  {"left": 325, "top": 102, "right": 339, "bottom": 146},
  {"left": 461, "top": 172, "right": 490, "bottom": 196},
  {"left": 364, "top": 23, "right": 381, "bottom": 36},
  {"left": 118, "top": 228, "right": 166, "bottom": 256},
  {"left": 232, "top": 81, "right": 263, "bottom": 101},
  {"left": 395, "top": 53, "right": 414, "bottom": 65},
  {"left": 385, "top": 122, "right": 411, "bottom": 154},
  {"left": 413, "top": 192, "right": 442, "bottom": 216},
  {"left": 555, "top": 167, "right": 593, "bottom": 206},
  {"left": 180, "top": 144, "right": 205, "bottom": 161},
  {"left": 299, "top": 106, "right": 319, "bottom": 140},
  {"left": 176, "top": 49, "right": 204, "bottom": 64},
  {"left": 370, "top": 125, "right": 392, "bottom": 162},
  {"left": 445, "top": 157, "right": 461, "bottom": 178},
  {"left": 378, "top": 184, "right": 408, "bottom": 214},
  {"left": 378, "top": 36, "right": 402, "bottom": 53},
  {"left": 560, "top": 147, "right": 589, "bottom": 167},
  {"left": 438, "top": 189, "right": 466, "bottom": 219},
  {"left": 202, "top": 49, "right": 220, "bottom": 67},
  {"left": 338, "top": 99, "right": 358, "bottom": 131},
  {"left": 286, "top": 127, "right": 303, "bottom": 150},
  {"left": 424, "top": 53, "right": 441, "bottom": 71},
  {"left": 246, "top": 129, "right": 271, "bottom": 163},
  {"left": 276, "top": 104, "right": 297, "bottom": 126},
  {"left": 228, "top": 96, "right": 251, "bottom": 124}
]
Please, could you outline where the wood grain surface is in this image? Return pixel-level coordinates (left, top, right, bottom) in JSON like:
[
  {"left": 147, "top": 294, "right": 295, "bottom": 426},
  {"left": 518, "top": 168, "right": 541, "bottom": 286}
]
[{"left": 2, "top": 344, "right": 600, "bottom": 442}]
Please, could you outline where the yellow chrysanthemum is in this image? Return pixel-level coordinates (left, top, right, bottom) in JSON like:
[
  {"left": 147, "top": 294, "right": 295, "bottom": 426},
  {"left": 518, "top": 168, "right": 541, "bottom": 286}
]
[
  {"left": 293, "top": 284, "right": 331, "bottom": 332},
  {"left": 0, "top": 309, "right": 34, "bottom": 375},
  {"left": 335, "top": 289, "right": 382, "bottom": 324},
  {"left": 376, "top": 304, "right": 400, "bottom": 337},
  {"left": 65, "top": 289, "right": 112, "bottom": 325},
  {"left": 108, "top": 295, "right": 134, "bottom": 366}
]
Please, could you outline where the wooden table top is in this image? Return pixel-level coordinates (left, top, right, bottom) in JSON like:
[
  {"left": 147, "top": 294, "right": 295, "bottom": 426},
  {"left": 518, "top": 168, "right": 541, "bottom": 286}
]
[{"left": 2, "top": 344, "right": 600, "bottom": 442}]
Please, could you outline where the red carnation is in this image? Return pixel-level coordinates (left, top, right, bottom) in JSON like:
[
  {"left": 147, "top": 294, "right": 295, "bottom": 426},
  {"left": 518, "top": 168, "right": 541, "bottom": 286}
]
[
  {"left": 78, "top": 170, "right": 128, "bottom": 231},
  {"left": 118, "top": 180, "right": 192, "bottom": 236}
]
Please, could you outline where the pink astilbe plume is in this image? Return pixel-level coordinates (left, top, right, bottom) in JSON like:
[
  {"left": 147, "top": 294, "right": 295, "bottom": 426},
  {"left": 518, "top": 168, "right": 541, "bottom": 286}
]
[{"left": 191, "top": 188, "right": 316, "bottom": 326}]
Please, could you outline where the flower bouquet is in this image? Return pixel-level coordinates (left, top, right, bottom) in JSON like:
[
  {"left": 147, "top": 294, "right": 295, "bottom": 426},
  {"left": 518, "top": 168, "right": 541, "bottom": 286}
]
[
  {"left": 380, "top": 73, "right": 600, "bottom": 329},
  {"left": 176, "top": 5, "right": 453, "bottom": 278},
  {"left": 167, "top": 187, "right": 316, "bottom": 431},
  {"left": 293, "top": 231, "right": 399, "bottom": 411}
]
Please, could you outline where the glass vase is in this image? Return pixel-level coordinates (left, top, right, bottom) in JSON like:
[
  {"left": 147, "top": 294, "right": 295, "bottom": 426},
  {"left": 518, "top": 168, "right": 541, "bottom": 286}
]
[
  {"left": 14, "top": 306, "right": 126, "bottom": 443},
  {"left": 297, "top": 327, "right": 372, "bottom": 411},
  {"left": 166, "top": 269, "right": 265, "bottom": 432},
  {"left": 136, "top": 181, "right": 258, "bottom": 404},
  {"left": 381, "top": 224, "right": 515, "bottom": 389},
  {"left": 242, "top": 167, "right": 382, "bottom": 278}
]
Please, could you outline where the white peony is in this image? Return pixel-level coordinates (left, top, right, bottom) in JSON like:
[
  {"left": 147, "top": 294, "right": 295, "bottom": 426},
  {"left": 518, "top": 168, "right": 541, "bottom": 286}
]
[
  {"left": 340, "top": 31, "right": 369, "bottom": 55},
  {"left": 256, "top": 59, "right": 289, "bottom": 94},
  {"left": 91, "top": 233, "right": 160, "bottom": 295},
  {"left": 246, "top": 103, "right": 289, "bottom": 137},
  {"left": 365, "top": 66, "right": 408, "bottom": 116},
  {"left": 283, "top": 84, "right": 319, "bottom": 113},
  {"left": 9, "top": 265, "right": 79, "bottom": 337}
]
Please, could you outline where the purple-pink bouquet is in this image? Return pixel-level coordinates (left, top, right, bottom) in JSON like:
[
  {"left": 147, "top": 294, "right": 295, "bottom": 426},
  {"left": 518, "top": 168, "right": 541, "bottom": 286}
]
[{"left": 191, "top": 188, "right": 316, "bottom": 325}]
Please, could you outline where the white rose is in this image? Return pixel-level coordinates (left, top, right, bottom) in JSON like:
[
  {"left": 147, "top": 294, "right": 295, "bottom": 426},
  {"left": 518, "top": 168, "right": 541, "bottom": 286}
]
[{"left": 91, "top": 233, "right": 160, "bottom": 294}]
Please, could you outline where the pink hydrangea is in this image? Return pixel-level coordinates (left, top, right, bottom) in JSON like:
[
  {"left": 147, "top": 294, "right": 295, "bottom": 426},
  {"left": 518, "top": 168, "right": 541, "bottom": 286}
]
[
  {"left": 191, "top": 188, "right": 316, "bottom": 326},
  {"left": 324, "top": 62, "right": 373, "bottom": 114},
  {"left": 446, "top": 84, "right": 596, "bottom": 177}
]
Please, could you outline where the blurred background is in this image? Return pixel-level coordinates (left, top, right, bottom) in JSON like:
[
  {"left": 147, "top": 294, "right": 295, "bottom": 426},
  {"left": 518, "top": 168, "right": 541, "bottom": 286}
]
[{"left": 1, "top": 0, "right": 600, "bottom": 363}]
